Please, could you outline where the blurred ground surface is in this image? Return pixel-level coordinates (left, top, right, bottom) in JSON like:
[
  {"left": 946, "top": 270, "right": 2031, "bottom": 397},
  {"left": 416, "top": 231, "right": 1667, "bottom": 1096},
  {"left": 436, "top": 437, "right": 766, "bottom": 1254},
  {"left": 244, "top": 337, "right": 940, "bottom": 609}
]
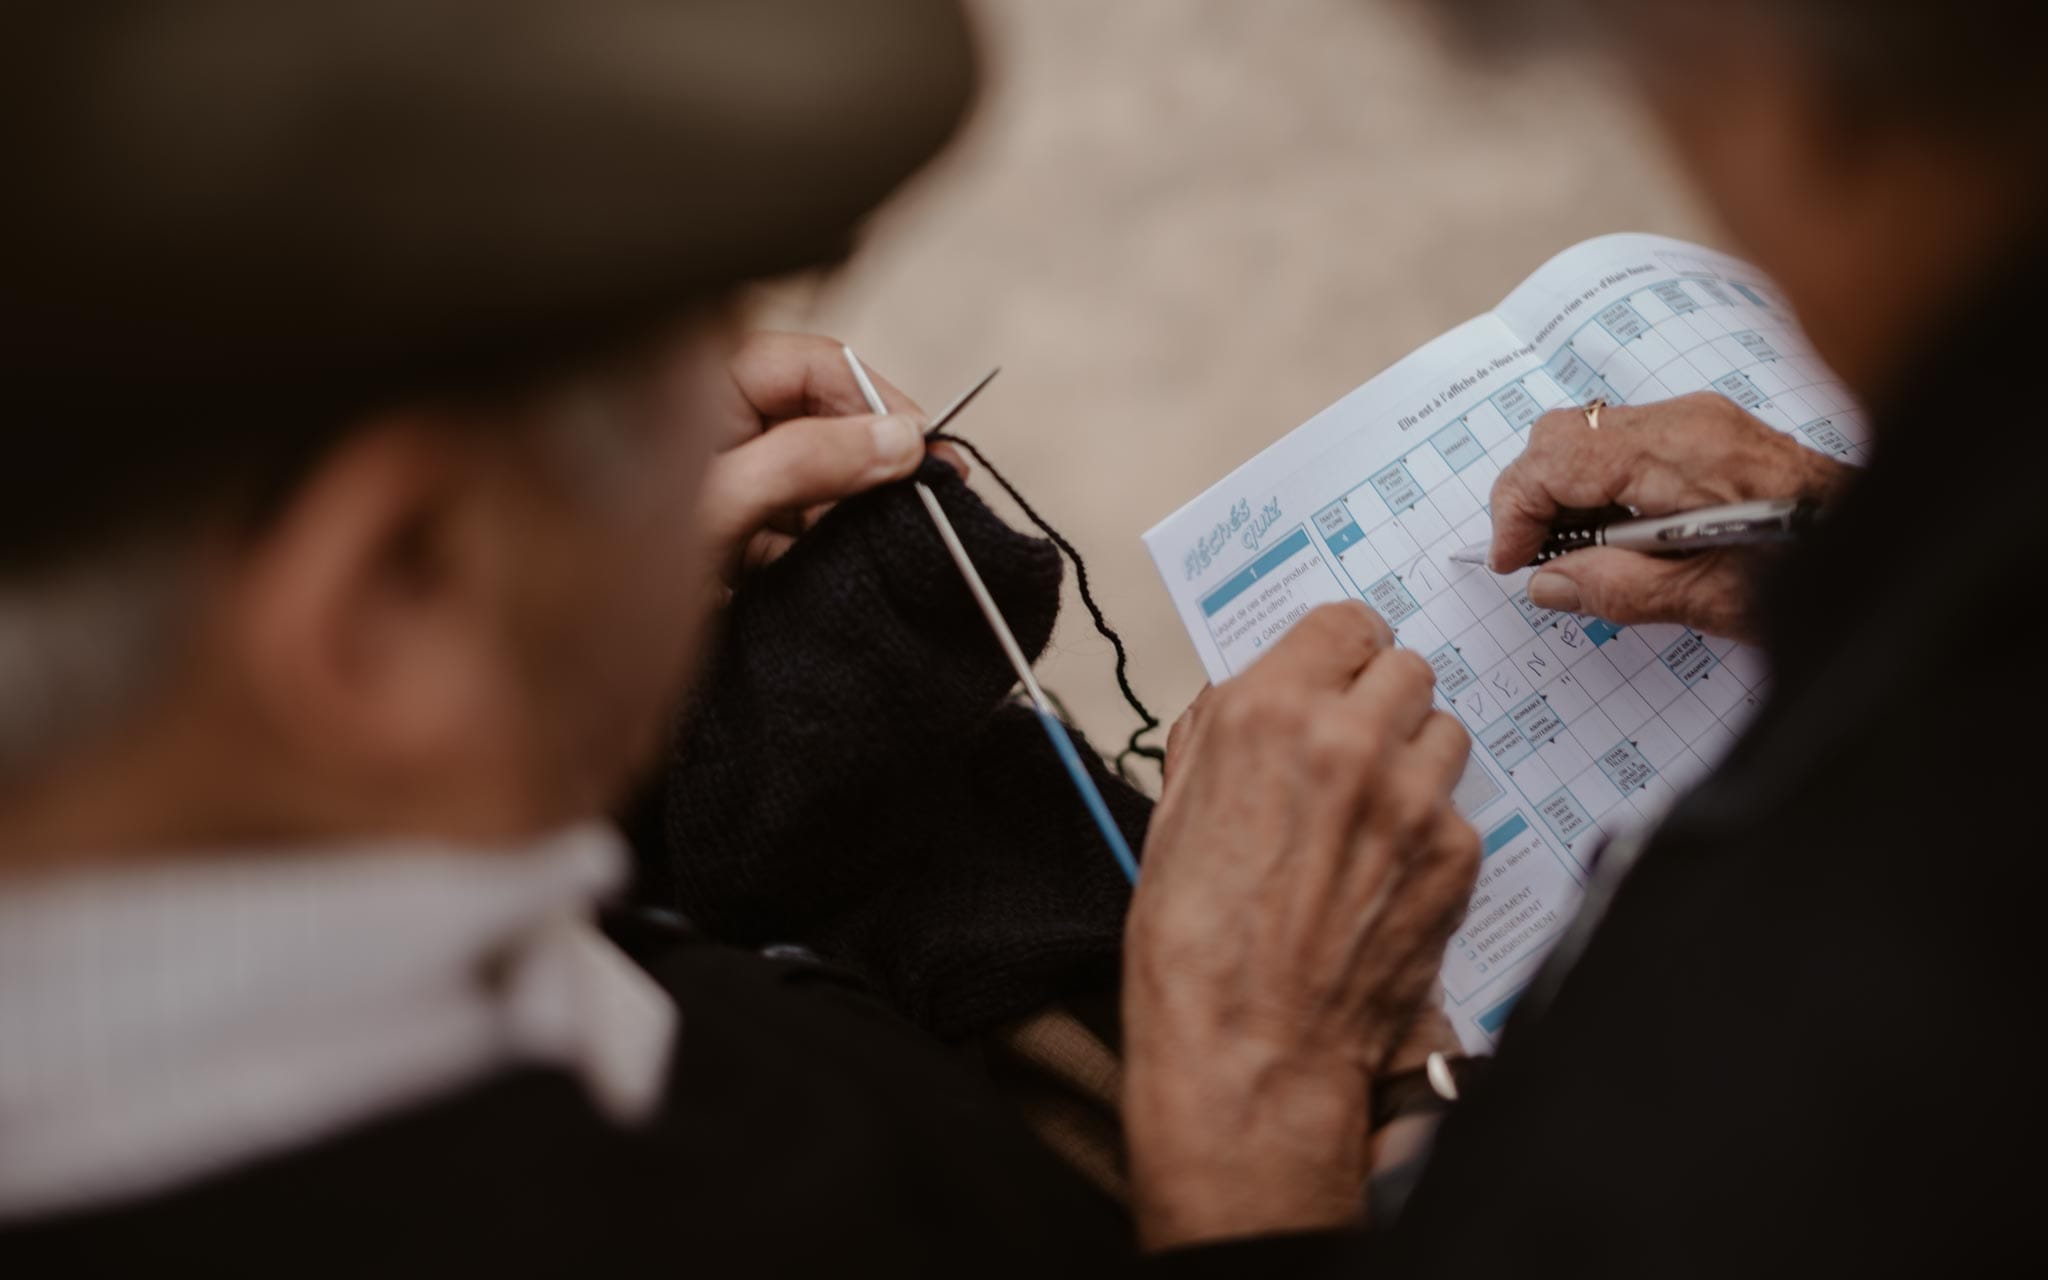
[{"left": 762, "top": 0, "right": 1714, "bottom": 787}]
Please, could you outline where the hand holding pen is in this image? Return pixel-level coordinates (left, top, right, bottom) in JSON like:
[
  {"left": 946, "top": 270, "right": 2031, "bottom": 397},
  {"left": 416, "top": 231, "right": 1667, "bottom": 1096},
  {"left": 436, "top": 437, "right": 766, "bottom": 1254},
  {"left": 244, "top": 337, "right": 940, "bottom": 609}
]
[{"left": 1470, "top": 392, "right": 1854, "bottom": 644}]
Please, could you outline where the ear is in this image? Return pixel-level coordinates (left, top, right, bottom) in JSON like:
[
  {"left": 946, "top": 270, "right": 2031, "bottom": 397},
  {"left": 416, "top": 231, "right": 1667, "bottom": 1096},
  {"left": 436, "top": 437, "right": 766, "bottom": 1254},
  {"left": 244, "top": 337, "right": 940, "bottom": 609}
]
[{"left": 224, "top": 417, "right": 534, "bottom": 827}]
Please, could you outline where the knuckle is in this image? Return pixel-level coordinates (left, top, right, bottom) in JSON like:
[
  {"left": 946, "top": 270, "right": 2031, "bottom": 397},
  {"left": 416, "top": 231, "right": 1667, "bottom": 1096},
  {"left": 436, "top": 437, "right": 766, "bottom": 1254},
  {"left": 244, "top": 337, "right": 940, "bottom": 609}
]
[
  {"left": 1304, "top": 711, "right": 1381, "bottom": 778},
  {"left": 1313, "top": 599, "right": 1387, "bottom": 649},
  {"left": 1213, "top": 684, "right": 1303, "bottom": 740},
  {"left": 1485, "top": 468, "right": 1515, "bottom": 505},
  {"left": 1207, "top": 686, "right": 1259, "bottom": 738},
  {"left": 1692, "top": 390, "right": 1744, "bottom": 422},
  {"left": 1487, "top": 474, "right": 1538, "bottom": 525},
  {"left": 1386, "top": 648, "right": 1436, "bottom": 694},
  {"left": 1385, "top": 786, "right": 1440, "bottom": 842},
  {"left": 1297, "top": 600, "right": 1353, "bottom": 636},
  {"left": 763, "top": 415, "right": 844, "bottom": 468},
  {"left": 1636, "top": 561, "right": 1709, "bottom": 623},
  {"left": 1448, "top": 733, "right": 1475, "bottom": 772},
  {"left": 1359, "top": 604, "right": 1396, "bottom": 648},
  {"left": 1443, "top": 819, "right": 1484, "bottom": 882},
  {"left": 1591, "top": 586, "right": 1645, "bottom": 626},
  {"left": 1277, "top": 602, "right": 1389, "bottom": 676},
  {"left": 1429, "top": 709, "right": 1471, "bottom": 750},
  {"left": 789, "top": 331, "right": 841, "bottom": 360},
  {"left": 1640, "top": 569, "right": 1683, "bottom": 618}
]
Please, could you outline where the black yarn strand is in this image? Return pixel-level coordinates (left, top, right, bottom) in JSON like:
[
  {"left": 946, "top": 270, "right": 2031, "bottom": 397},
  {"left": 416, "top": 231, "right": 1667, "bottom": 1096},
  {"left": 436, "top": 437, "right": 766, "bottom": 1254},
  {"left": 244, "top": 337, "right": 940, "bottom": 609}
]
[{"left": 930, "top": 432, "right": 1167, "bottom": 777}]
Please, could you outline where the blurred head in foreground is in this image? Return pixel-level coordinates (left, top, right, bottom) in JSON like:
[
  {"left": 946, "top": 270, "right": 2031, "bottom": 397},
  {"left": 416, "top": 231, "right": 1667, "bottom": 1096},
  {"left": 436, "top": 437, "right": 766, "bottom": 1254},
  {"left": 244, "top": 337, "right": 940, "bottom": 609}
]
[
  {"left": 0, "top": 0, "right": 972, "bottom": 866},
  {"left": 1433, "top": 0, "right": 2048, "bottom": 401}
]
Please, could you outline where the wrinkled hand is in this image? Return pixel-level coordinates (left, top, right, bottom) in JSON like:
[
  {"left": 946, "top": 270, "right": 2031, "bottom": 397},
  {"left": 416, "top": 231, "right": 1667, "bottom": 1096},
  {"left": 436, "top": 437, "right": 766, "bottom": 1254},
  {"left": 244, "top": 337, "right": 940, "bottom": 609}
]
[
  {"left": 1490, "top": 392, "right": 1853, "bottom": 642},
  {"left": 1123, "top": 602, "right": 1481, "bottom": 1249},
  {"left": 697, "top": 332, "right": 963, "bottom": 582}
]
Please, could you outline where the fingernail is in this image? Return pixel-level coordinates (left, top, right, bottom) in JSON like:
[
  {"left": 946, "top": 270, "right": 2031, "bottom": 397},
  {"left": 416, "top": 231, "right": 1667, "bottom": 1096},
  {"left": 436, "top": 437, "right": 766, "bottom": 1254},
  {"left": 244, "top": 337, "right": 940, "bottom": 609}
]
[
  {"left": 1528, "top": 571, "right": 1581, "bottom": 612},
  {"left": 870, "top": 413, "right": 924, "bottom": 467}
]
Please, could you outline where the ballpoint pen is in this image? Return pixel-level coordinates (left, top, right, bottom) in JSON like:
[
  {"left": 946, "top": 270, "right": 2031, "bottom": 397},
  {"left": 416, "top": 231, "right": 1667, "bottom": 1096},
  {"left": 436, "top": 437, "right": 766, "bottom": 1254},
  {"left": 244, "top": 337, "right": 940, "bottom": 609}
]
[
  {"left": 841, "top": 346, "right": 1141, "bottom": 884},
  {"left": 1448, "top": 498, "right": 1822, "bottom": 569}
]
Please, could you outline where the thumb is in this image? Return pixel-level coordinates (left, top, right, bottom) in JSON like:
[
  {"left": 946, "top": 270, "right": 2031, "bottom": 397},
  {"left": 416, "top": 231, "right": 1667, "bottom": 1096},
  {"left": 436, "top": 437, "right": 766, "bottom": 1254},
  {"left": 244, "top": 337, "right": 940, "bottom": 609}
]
[
  {"left": 701, "top": 410, "right": 926, "bottom": 544},
  {"left": 1525, "top": 547, "right": 1705, "bottom": 625}
]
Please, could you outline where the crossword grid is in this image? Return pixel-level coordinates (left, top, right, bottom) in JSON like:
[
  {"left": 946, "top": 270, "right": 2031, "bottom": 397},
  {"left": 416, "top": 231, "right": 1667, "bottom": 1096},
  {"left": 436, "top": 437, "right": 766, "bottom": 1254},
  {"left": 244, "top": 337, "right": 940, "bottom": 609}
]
[
  {"left": 1181, "top": 253, "right": 1865, "bottom": 1039},
  {"left": 1309, "top": 264, "right": 1864, "bottom": 870}
]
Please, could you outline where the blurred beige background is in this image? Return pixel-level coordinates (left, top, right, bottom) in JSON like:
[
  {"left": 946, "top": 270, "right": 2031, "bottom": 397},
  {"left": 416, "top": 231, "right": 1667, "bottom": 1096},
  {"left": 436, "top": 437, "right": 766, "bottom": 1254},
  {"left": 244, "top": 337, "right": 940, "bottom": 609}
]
[{"left": 769, "top": 0, "right": 1716, "bottom": 783}]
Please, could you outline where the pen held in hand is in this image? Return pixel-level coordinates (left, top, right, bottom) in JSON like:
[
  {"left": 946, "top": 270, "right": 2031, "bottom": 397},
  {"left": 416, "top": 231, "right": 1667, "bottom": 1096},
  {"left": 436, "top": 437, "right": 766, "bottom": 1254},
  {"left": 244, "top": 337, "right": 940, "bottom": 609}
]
[{"left": 1449, "top": 498, "right": 1822, "bottom": 570}]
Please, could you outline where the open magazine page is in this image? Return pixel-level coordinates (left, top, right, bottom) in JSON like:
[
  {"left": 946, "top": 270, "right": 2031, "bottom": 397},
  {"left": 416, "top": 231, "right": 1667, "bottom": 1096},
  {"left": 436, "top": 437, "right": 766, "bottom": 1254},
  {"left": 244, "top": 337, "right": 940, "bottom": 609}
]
[{"left": 1141, "top": 233, "right": 1861, "bottom": 1048}]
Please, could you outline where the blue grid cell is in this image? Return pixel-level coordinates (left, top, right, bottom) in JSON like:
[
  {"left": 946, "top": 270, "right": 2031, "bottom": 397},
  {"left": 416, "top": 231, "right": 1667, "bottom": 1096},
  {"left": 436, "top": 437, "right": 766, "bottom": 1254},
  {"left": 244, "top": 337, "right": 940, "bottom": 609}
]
[
  {"left": 1490, "top": 381, "right": 1543, "bottom": 429},
  {"left": 1429, "top": 644, "right": 1479, "bottom": 699},
  {"left": 1711, "top": 371, "right": 1766, "bottom": 410},
  {"left": 1596, "top": 740, "right": 1657, "bottom": 793},
  {"left": 1480, "top": 716, "right": 1536, "bottom": 770},
  {"left": 1659, "top": 632, "right": 1718, "bottom": 686},
  {"left": 1650, "top": 281, "right": 1698, "bottom": 314},
  {"left": 1369, "top": 462, "right": 1423, "bottom": 513},
  {"left": 1596, "top": 301, "right": 1649, "bottom": 343},
  {"left": 1800, "top": 418, "right": 1854, "bottom": 454},
  {"left": 1510, "top": 694, "right": 1563, "bottom": 745},
  {"left": 1536, "top": 787, "right": 1593, "bottom": 847},
  {"left": 1734, "top": 330, "right": 1779, "bottom": 362},
  {"left": 1431, "top": 418, "right": 1484, "bottom": 472},
  {"left": 1364, "top": 573, "right": 1421, "bottom": 626}
]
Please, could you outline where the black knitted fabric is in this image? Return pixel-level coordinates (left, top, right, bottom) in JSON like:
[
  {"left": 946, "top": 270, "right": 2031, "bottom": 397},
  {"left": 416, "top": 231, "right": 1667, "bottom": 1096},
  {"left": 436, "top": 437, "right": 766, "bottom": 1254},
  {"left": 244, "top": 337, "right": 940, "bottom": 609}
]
[{"left": 640, "top": 457, "right": 1145, "bottom": 1041}]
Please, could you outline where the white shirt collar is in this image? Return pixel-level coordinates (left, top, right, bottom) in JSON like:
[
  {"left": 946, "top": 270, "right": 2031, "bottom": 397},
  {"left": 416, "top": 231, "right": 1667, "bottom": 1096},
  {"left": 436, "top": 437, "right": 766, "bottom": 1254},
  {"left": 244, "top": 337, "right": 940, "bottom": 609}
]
[{"left": 0, "top": 825, "right": 677, "bottom": 1222}]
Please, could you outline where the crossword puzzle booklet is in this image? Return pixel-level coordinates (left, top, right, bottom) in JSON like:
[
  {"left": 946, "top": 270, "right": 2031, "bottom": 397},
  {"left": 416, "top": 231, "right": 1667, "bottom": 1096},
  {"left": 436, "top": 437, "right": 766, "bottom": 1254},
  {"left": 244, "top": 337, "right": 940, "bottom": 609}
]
[{"left": 1142, "top": 233, "right": 1866, "bottom": 1050}]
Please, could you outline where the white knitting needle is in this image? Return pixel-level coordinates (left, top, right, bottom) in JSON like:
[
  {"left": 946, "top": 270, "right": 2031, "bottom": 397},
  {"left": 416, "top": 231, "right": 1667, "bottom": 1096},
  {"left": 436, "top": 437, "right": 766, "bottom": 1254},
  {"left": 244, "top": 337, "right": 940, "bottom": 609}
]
[
  {"left": 919, "top": 364, "right": 1001, "bottom": 438},
  {"left": 841, "top": 346, "right": 1140, "bottom": 883}
]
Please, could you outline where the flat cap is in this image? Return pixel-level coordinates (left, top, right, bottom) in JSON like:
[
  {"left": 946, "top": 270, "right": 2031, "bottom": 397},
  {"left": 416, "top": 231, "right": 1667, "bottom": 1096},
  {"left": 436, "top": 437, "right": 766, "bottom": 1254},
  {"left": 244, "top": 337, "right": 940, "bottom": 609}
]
[{"left": 0, "top": 0, "right": 975, "bottom": 562}]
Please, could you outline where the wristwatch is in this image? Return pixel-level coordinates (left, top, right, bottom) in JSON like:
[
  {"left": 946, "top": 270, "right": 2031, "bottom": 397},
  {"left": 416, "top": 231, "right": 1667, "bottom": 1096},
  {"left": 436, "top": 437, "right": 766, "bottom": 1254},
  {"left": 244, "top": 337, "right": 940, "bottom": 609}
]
[{"left": 1370, "top": 1052, "right": 1489, "bottom": 1131}]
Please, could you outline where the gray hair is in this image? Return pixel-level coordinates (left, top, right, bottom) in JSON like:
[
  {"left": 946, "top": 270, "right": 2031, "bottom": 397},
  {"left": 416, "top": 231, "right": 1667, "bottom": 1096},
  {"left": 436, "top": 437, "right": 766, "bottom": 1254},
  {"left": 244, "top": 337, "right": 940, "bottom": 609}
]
[
  {"left": 0, "top": 381, "right": 649, "bottom": 781},
  {"left": 0, "top": 548, "right": 191, "bottom": 779}
]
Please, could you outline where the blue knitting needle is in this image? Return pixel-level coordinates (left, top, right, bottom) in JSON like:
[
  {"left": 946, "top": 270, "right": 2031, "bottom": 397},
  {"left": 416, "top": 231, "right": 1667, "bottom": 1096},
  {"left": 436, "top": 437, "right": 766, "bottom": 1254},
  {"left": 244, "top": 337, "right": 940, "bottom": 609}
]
[{"left": 842, "top": 346, "right": 1141, "bottom": 884}]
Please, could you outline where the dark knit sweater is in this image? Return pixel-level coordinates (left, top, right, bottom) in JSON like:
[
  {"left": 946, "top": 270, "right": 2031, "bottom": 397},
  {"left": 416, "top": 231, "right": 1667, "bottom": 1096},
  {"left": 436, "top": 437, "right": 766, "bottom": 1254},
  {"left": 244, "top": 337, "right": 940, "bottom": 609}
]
[
  {"left": 636, "top": 458, "right": 1147, "bottom": 1041},
  {"left": 0, "top": 924, "right": 1137, "bottom": 1274}
]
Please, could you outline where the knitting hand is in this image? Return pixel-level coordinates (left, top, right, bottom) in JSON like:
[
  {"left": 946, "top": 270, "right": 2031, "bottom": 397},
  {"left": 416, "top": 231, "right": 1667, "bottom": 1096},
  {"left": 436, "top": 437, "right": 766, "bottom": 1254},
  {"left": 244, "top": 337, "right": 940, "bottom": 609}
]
[
  {"left": 1123, "top": 602, "right": 1480, "bottom": 1250},
  {"left": 697, "top": 332, "right": 963, "bottom": 580}
]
